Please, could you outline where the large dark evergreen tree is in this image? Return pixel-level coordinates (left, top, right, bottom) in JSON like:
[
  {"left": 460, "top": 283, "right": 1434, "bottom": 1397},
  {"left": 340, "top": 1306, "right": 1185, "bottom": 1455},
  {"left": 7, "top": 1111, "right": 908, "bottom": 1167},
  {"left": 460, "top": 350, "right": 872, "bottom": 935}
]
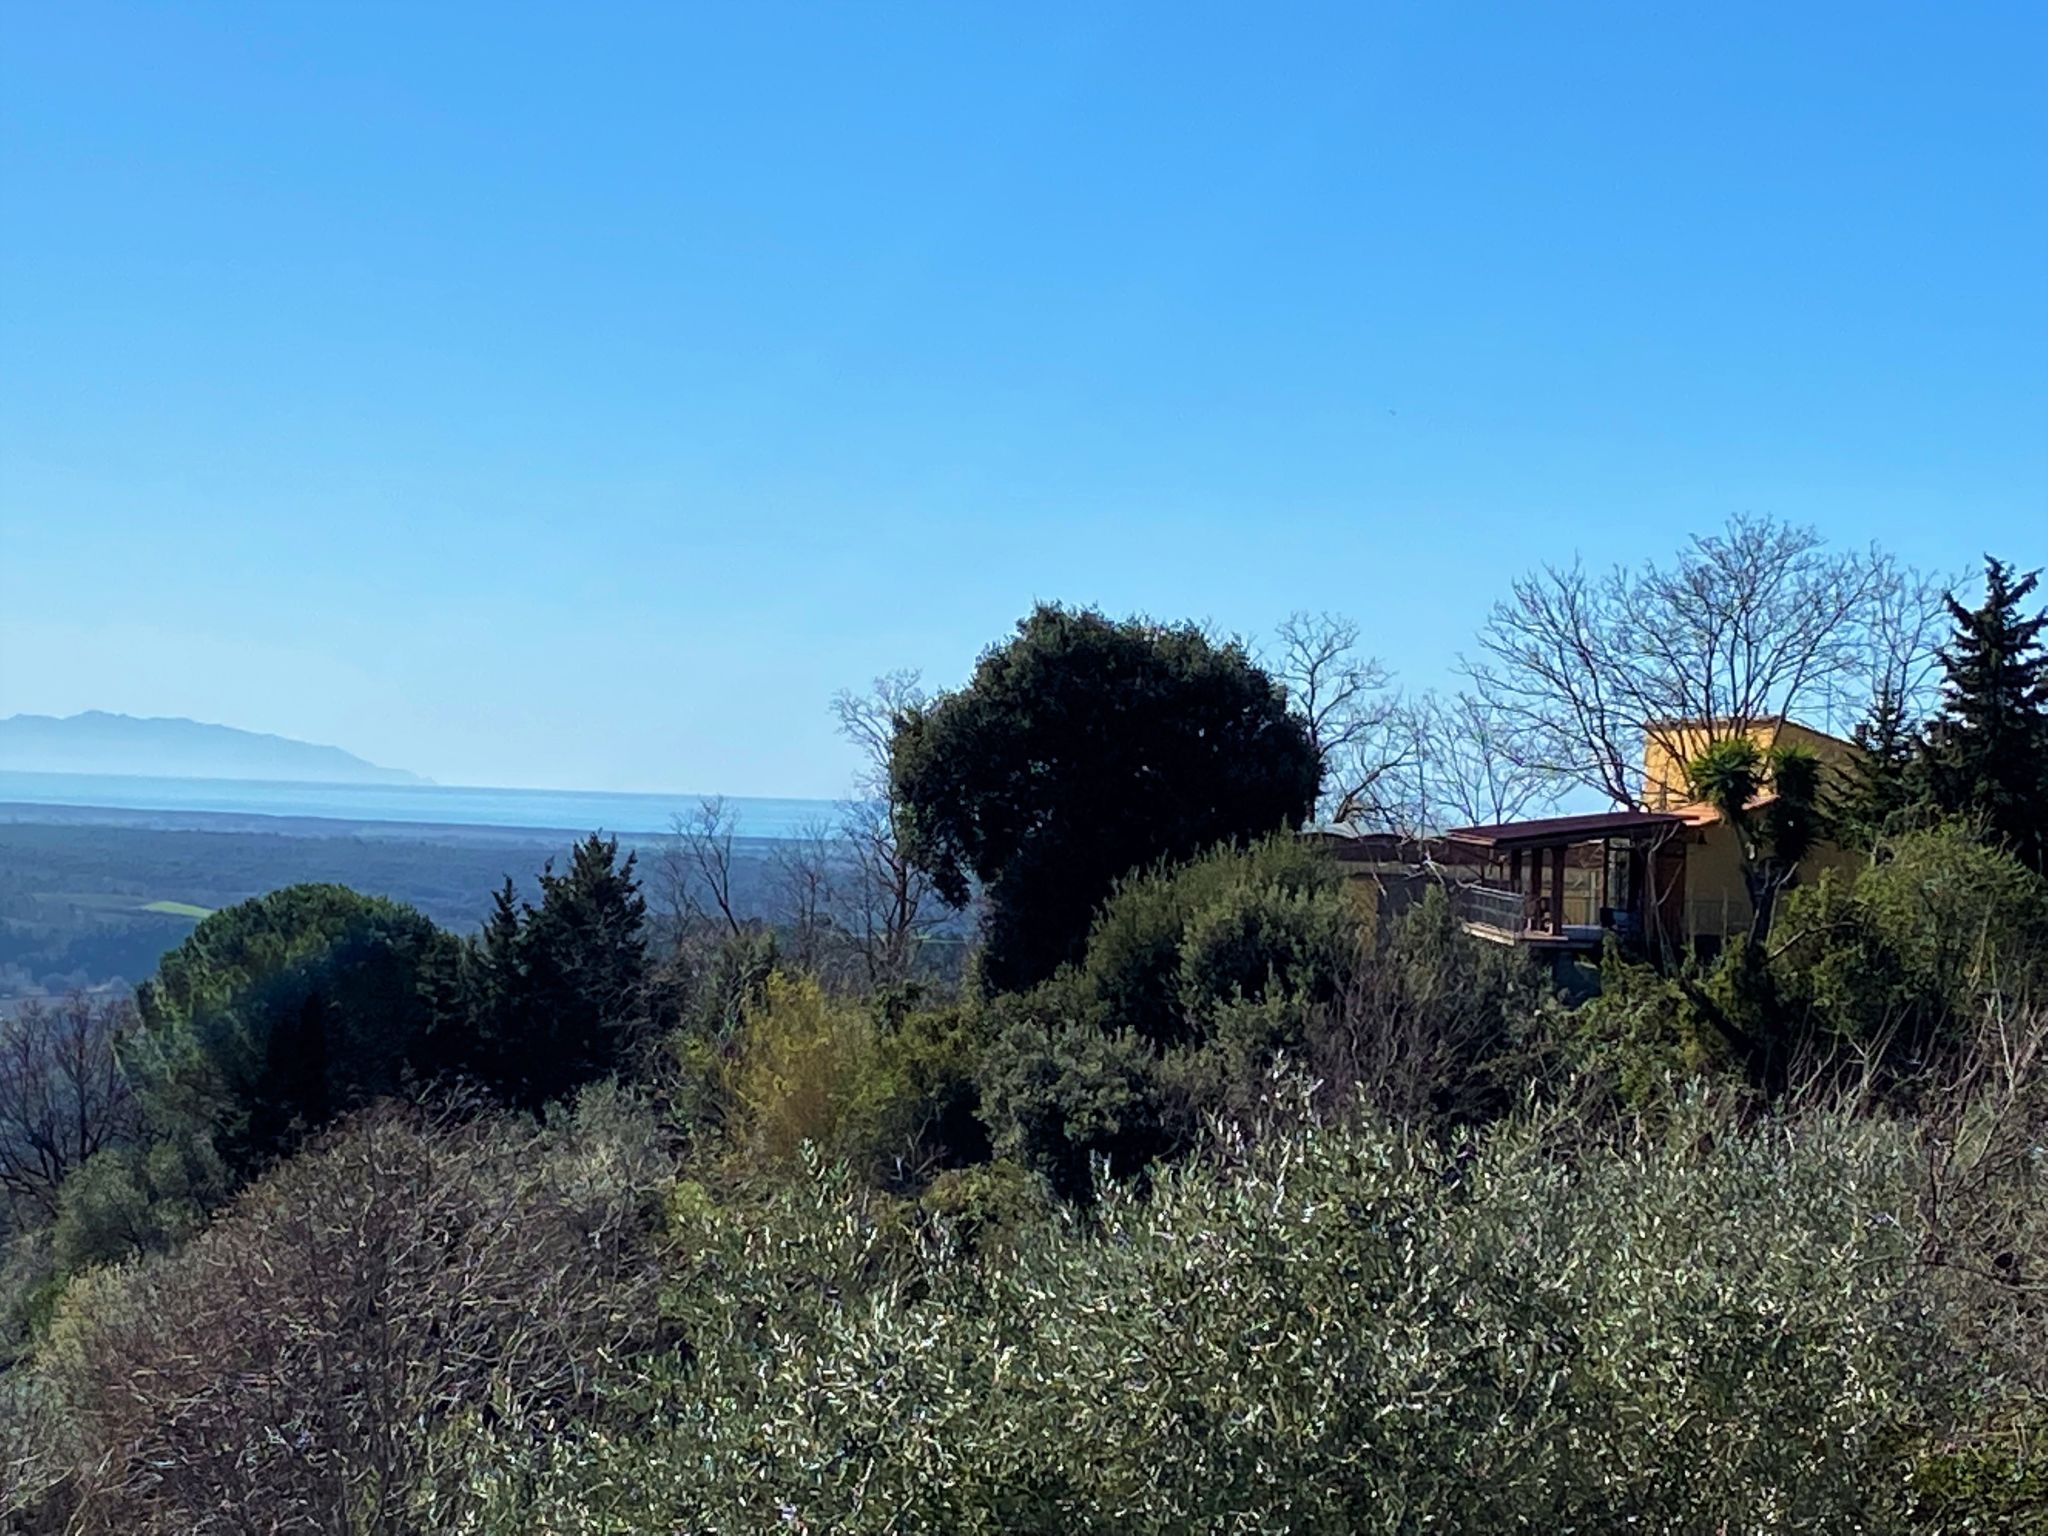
[
  {"left": 889, "top": 605, "right": 1321, "bottom": 993},
  {"left": 130, "top": 884, "right": 465, "bottom": 1177},
  {"left": 1923, "top": 557, "right": 2048, "bottom": 873},
  {"left": 465, "top": 834, "right": 650, "bottom": 1107}
]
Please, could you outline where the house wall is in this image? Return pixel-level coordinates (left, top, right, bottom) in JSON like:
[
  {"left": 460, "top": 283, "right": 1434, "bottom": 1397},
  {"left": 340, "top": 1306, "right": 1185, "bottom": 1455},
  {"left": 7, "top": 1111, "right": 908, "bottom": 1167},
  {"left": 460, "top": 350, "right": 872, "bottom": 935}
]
[
  {"left": 1682, "top": 819, "right": 1865, "bottom": 942},
  {"left": 1632, "top": 717, "right": 1860, "bottom": 942},
  {"left": 1683, "top": 823, "right": 1751, "bottom": 940},
  {"left": 1643, "top": 718, "right": 1858, "bottom": 809}
]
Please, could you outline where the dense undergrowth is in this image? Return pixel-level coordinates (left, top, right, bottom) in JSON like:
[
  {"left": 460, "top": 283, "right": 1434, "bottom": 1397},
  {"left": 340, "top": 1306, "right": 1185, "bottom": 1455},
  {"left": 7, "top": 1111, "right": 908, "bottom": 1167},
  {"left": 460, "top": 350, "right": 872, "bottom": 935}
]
[
  {"left": 6, "top": 558, "right": 2048, "bottom": 1532},
  {"left": 6, "top": 1054, "right": 2047, "bottom": 1534}
]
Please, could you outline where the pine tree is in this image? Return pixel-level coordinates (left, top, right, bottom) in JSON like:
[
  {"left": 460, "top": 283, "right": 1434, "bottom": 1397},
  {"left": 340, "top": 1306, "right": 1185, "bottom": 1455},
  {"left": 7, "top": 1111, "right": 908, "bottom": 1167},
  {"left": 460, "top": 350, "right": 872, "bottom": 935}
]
[
  {"left": 1923, "top": 556, "right": 2048, "bottom": 873},
  {"left": 453, "top": 879, "right": 526, "bottom": 1077},
  {"left": 465, "top": 837, "right": 650, "bottom": 1107},
  {"left": 1835, "top": 685, "right": 1925, "bottom": 848}
]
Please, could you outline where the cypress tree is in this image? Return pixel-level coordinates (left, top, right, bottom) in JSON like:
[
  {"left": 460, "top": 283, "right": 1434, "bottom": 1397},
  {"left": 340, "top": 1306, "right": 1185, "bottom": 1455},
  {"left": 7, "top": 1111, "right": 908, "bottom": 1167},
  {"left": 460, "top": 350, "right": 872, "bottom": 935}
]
[{"left": 1923, "top": 556, "right": 2048, "bottom": 873}]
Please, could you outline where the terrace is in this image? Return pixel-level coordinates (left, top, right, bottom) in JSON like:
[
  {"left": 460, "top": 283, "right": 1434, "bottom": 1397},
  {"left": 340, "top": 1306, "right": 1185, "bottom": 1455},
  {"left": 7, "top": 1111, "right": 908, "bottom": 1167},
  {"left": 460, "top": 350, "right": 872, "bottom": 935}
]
[{"left": 1439, "top": 809, "right": 1688, "bottom": 950}]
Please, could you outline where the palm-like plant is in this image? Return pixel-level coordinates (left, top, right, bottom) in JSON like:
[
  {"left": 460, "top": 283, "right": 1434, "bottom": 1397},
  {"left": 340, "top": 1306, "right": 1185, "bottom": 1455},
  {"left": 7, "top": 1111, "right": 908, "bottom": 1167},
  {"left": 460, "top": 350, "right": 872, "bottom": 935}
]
[{"left": 1686, "top": 737, "right": 1826, "bottom": 944}]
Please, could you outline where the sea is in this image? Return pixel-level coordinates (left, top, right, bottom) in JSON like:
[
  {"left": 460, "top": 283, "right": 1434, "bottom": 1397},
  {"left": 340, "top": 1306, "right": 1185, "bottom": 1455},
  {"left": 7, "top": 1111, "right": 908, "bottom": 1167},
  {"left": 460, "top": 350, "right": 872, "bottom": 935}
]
[{"left": 0, "top": 770, "right": 840, "bottom": 841}]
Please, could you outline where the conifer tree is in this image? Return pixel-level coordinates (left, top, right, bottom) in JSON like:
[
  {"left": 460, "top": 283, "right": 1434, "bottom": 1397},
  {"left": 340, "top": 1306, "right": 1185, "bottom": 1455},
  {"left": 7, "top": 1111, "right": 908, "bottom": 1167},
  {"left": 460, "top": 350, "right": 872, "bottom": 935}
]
[
  {"left": 465, "top": 837, "right": 650, "bottom": 1107},
  {"left": 1834, "top": 685, "right": 1925, "bottom": 848},
  {"left": 1923, "top": 557, "right": 2048, "bottom": 872}
]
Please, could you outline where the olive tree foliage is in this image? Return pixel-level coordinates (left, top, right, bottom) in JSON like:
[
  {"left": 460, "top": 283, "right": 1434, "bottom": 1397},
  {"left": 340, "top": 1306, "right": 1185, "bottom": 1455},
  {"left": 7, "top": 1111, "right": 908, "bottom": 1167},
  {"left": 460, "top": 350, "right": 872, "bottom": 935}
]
[
  {"left": 0, "top": 994, "right": 137, "bottom": 1222},
  {"left": 416, "top": 1097, "right": 1969, "bottom": 1535},
  {"left": 891, "top": 606, "right": 1320, "bottom": 994},
  {"left": 1467, "top": 515, "right": 1939, "bottom": 809}
]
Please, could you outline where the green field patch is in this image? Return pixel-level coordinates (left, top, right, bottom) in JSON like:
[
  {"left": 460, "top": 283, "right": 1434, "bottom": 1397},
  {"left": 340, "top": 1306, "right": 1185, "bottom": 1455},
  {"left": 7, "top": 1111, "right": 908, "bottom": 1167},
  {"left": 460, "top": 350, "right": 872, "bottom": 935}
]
[{"left": 141, "top": 900, "right": 214, "bottom": 919}]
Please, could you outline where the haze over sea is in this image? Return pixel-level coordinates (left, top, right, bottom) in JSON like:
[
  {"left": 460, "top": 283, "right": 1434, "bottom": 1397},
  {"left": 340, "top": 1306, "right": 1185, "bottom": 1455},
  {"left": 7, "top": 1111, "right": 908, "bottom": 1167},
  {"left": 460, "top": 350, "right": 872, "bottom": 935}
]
[{"left": 0, "top": 771, "right": 837, "bottom": 840}]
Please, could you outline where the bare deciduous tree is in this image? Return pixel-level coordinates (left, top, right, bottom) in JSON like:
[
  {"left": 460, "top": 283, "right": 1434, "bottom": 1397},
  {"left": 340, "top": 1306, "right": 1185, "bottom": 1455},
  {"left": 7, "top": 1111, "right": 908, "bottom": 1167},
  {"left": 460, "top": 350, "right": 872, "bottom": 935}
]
[
  {"left": 1271, "top": 611, "right": 1412, "bottom": 825},
  {"left": 661, "top": 796, "right": 746, "bottom": 939},
  {"left": 831, "top": 671, "right": 943, "bottom": 988},
  {"left": 0, "top": 992, "right": 137, "bottom": 1220},
  {"left": 1467, "top": 515, "right": 1924, "bottom": 808},
  {"left": 772, "top": 817, "right": 840, "bottom": 976},
  {"left": 1846, "top": 562, "right": 1950, "bottom": 729},
  {"left": 1404, "top": 691, "right": 1560, "bottom": 833}
]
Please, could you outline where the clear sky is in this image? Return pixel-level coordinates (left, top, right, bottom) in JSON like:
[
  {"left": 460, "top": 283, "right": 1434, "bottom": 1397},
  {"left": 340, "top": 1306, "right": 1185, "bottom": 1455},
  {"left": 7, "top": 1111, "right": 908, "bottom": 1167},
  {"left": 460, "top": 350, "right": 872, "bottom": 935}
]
[{"left": 2, "top": 3, "right": 2042, "bottom": 796}]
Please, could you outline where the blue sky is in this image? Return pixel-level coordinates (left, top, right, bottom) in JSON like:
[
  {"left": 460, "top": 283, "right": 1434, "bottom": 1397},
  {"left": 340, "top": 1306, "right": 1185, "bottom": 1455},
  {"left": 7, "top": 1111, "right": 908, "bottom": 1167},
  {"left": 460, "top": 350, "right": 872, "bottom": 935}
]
[{"left": 2, "top": 2, "right": 2042, "bottom": 796}]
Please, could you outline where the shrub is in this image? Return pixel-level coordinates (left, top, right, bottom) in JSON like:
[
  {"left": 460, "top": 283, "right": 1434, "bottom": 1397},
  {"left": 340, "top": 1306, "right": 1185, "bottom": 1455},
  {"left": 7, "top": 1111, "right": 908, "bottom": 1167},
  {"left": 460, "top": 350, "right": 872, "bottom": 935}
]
[
  {"left": 1321, "top": 886, "right": 1550, "bottom": 1124},
  {"left": 719, "top": 974, "right": 989, "bottom": 1186},
  {"left": 1079, "top": 836, "right": 1343, "bottom": 1049},
  {"left": 871, "top": 1000, "right": 991, "bottom": 1179},
  {"left": 48, "top": 1129, "right": 229, "bottom": 1273},
  {"left": 723, "top": 972, "right": 885, "bottom": 1168},
  {"left": 1775, "top": 824, "right": 2048, "bottom": 1069},
  {"left": 24, "top": 1103, "right": 668, "bottom": 1536},
  {"left": 917, "top": 1158, "right": 1053, "bottom": 1255},
  {"left": 1561, "top": 946, "right": 1737, "bottom": 1109},
  {"left": 1173, "top": 878, "right": 1352, "bottom": 1028},
  {"left": 422, "top": 1094, "right": 1970, "bottom": 1534},
  {"left": 977, "top": 987, "right": 1178, "bottom": 1201}
]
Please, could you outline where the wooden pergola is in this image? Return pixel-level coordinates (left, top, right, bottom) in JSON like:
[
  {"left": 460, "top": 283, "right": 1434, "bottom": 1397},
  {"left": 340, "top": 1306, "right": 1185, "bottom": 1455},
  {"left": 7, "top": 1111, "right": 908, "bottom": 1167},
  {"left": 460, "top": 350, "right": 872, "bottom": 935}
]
[{"left": 1443, "top": 809, "right": 1687, "bottom": 942}]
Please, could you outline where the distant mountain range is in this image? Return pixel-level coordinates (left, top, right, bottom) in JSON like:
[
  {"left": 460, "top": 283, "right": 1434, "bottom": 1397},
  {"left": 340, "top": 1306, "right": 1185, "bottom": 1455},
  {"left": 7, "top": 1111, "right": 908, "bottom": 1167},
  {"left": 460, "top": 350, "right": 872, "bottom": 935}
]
[{"left": 0, "top": 712, "right": 429, "bottom": 786}]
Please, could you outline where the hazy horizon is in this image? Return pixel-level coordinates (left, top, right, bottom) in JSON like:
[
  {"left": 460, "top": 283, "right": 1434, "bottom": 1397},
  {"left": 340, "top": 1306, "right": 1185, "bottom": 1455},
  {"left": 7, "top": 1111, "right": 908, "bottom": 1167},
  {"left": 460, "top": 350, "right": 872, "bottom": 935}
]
[{"left": 4, "top": 3, "right": 2042, "bottom": 797}]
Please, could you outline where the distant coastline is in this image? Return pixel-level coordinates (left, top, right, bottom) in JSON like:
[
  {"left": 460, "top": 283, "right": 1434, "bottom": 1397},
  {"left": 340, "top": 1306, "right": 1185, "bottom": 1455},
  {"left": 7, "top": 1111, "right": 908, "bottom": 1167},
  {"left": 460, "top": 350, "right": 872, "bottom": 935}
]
[{"left": 0, "top": 770, "right": 841, "bottom": 842}]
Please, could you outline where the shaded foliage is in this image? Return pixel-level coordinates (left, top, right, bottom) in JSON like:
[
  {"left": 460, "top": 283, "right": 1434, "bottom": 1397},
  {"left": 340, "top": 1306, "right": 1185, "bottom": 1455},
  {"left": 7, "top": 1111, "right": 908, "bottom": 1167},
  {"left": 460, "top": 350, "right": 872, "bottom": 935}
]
[
  {"left": 891, "top": 605, "right": 1319, "bottom": 993},
  {"left": 1923, "top": 556, "right": 2048, "bottom": 873},
  {"left": 463, "top": 833, "right": 649, "bottom": 1109},
  {"left": 125, "top": 884, "right": 465, "bottom": 1180}
]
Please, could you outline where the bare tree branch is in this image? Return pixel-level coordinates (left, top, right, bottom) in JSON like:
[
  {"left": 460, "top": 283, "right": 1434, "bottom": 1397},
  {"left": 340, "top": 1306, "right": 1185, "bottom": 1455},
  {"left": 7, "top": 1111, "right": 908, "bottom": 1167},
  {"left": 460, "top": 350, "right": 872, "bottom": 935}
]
[
  {"left": 1270, "top": 612, "right": 1411, "bottom": 824},
  {"left": 0, "top": 992, "right": 137, "bottom": 1220},
  {"left": 662, "top": 797, "right": 745, "bottom": 939},
  {"left": 1405, "top": 691, "right": 1562, "bottom": 832},
  {"left": 772, "top": 818, "right": 839, "bottom": 976},
  {"left": 1466, "top": 516, "right": 1926, "bottom": 808},
  {"left": 831, "top": 672, "right": 944, "bottom": 988}
]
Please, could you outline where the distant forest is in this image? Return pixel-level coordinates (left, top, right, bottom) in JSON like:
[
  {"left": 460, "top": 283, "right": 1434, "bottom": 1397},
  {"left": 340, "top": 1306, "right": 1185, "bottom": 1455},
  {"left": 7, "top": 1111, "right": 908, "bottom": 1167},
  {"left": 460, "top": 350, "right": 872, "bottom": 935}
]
[{"left": 0, "top": 820, "right": 795, "bottom": 1001}]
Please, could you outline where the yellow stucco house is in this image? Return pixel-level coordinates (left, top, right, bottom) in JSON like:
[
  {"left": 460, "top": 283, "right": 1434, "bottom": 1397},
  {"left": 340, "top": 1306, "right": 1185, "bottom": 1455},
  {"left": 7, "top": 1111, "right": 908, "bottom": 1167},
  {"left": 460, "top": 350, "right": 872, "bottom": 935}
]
[
  {"left": 1417, "top": 716, "right": 1862, "bottom": 955},
  {"left": 1641, "top": 716, "right": 1863, "bottom": 944}
]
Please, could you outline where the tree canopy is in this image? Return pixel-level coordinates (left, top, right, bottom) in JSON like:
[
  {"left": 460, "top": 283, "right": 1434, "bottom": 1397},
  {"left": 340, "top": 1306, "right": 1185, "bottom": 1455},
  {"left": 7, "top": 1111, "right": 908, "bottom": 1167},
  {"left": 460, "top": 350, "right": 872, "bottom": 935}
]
[
  {"left": 464, "top": 833, "right": 650, "bottom": 1108},
  {"left": 128, "top": 884, "right": 464, "bottom": 1175},
  {"left": 1922, "top": 557, "right": 2048, "bottom": 873},
  {"left": 1469, "top": 515, "right": 1932, "bottom": 808},
  {"left": 889, "top": 605, "right": 1320, "bottom": 993}
]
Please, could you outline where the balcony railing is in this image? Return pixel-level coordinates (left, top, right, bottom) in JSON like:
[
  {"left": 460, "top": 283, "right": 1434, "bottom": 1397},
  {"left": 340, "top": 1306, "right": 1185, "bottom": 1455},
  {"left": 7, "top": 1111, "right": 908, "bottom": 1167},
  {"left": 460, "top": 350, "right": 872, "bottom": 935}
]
[
  {"left": 1448, "top": 881, "right": 1630, "bottom": 942},
  {"left": 1449, "top": 881, "right": 1534, "bottom": 937}
]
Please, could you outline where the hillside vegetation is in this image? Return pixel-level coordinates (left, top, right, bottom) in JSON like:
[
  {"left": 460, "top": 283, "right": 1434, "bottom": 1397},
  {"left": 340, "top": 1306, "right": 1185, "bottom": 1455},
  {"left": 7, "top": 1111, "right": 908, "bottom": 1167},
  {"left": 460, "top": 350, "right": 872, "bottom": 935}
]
[{"left": 4, "top": 527, "right": 2047, "bottom": 1533}]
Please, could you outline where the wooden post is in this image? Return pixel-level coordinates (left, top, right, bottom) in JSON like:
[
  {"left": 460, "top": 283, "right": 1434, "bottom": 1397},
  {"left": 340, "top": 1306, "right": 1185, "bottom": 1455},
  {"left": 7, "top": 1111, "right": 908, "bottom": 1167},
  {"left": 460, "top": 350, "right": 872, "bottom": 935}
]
[
  {"left": 1509, "top": 847, "right": 1523, "bottom": 892},
  {"left": 1550, "top": 844, "right": 1567, "bottom": 935}
]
